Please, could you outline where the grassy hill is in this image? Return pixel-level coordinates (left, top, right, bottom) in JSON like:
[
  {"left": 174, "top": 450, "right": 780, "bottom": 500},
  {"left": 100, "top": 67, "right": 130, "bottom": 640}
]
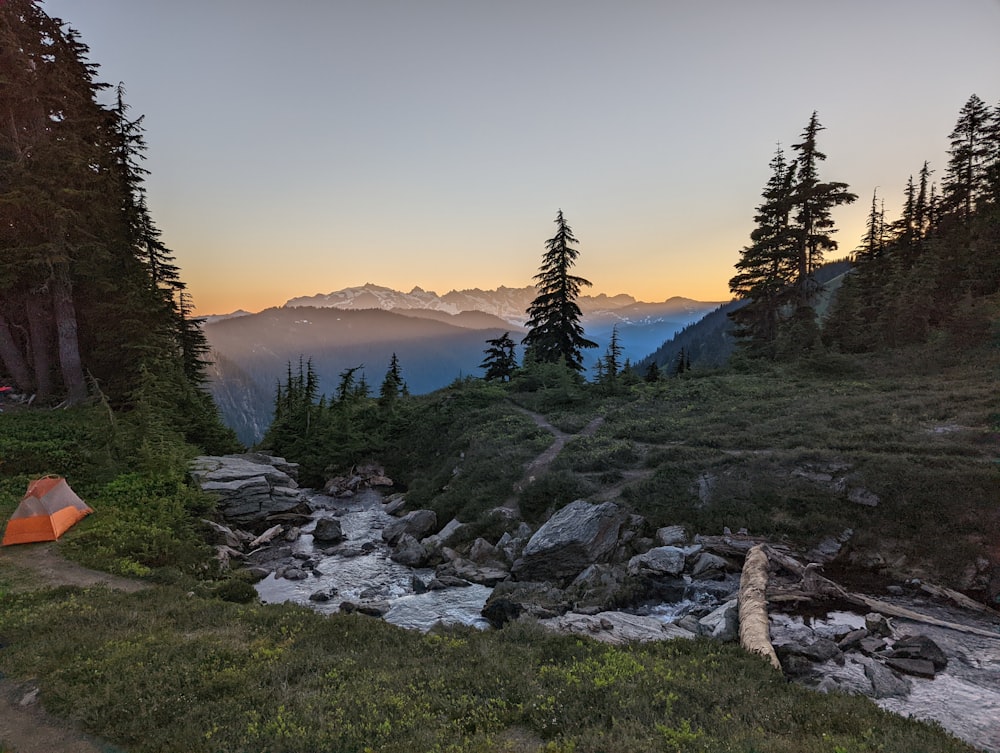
[{"left": 1, "top": 313, "right": 997, "bottom": 752}]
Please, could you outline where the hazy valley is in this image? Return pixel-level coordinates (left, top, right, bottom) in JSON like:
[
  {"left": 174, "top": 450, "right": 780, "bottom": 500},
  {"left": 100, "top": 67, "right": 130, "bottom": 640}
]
[{"left": 205, "top": 283, "right": 721, "bottom": 444}]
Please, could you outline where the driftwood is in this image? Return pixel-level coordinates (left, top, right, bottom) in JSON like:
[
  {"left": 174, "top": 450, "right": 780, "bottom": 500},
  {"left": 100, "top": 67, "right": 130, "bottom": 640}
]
[
  {"left": 761, "top": 548, "right": 1000, "bottom": 640},
  {"left": 738, "top": 545, "right": 781, "bottom": 669},
  {"left": 249, "top": 524, "right": 283, "bottom": 550},
  {"left": 850, "top": 594, "right": 1000, "bottom": 639}
]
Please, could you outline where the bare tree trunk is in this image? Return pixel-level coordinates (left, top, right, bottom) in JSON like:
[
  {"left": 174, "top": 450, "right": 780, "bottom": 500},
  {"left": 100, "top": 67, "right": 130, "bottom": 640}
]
[
  {"left": 0, "top": 310, "right": 35, "bottom": 391},
  {"left": 24, "top": 292, "right": 55, "bottom": 400},
  {"left": 738, "top": 545, "right": 781, "bottom": 670},
  {"left": 50, "top": 264, "right": 87, "bottom": 405}
]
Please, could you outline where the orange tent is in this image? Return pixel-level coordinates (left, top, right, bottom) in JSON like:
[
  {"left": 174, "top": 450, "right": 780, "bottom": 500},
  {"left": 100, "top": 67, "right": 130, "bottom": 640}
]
[{"left": 2, "top": 476, "right": 93, "bottom": 546}]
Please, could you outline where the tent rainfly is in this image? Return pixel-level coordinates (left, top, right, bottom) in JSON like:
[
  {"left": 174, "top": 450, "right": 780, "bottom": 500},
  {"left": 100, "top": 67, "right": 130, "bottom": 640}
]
[{"left": 2, "top": 476, "right": 94, "bottom": 546}]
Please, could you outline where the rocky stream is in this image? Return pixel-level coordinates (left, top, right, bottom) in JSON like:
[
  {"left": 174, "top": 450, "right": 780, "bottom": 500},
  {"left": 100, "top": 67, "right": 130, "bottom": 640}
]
[{"left": 192, "top": 453, "right": 1000, "bottom": 753}]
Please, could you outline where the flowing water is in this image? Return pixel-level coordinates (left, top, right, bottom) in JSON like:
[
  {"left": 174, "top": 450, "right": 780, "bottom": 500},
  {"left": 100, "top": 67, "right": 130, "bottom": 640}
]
[
  {"left": 770, "top": 607, "right": 1000, "bottom": 752},
  {"left": 256, "top": 490, "right": 1000, "bottom": 751},
  {"left": 255, "top": 489, "right": 491, "bottom": 630}
]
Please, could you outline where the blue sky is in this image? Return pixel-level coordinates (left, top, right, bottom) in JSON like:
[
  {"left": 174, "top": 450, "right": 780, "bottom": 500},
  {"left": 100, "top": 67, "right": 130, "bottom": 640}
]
[{"left": 41, "top": 0, "right": 1000, "bottom": 313}]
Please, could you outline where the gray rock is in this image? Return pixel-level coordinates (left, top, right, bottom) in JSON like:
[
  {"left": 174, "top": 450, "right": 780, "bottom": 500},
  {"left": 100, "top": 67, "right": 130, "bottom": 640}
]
[
  {"left": 676, "top": 615, "right": 704, "bottom": 635},
  {"left": 865, "top": 612, "right": 892, "bottom": 637},
  {"left": 627, "top": 546, "right": 686, "bottom": 577},
  {"left": 382, "top": 509, "right": 438, "bottom": 546},
  {"left": 481, "top": 581, "right": 571, "bottom": 628},
  {"left": 848, "top": 487, "right": 880, "bottom": 507},
  {"left": 889, "top": 634, "right": 947, "bottom": 670},
  {"left": 655, "top": 525, "right": 687, "bottom": 547},
  {"left": 566, "top": 564, "right": 633, "bottom": 611},
  {"left": 699, "top": 599, "right": 739, "bottom": 642},
  {"left": 512, "top": 501, "right": 626, "bottom": 584},
  {"left": 468, "top": 537, "right": 499, "bottom": 564},
  {"left": 311, "top": 517, "right": 345, "bottom": 543},
  {"left": 859, "top": 636, "right": 887, "bottom": 654},
  {"left": 690, "top": 552, "right": 729, "bottom": 578},
  {"left": 340, "top": 599, "right": 391, "bottom": 617},
  {"left": 422, "top": 518, "right": 467, "bottom": 551},
  {"left": 538, "top": 611, "right": 696, "bottom": 644},
  {"left": 190, "top": 455, "right": 305, "bottom": 526},
  {"left": 837, "top": 628, "right": 868, "bottom": 651},
  {"left": 308, "top": 588, "right": 337, "bottom": 603},
  {"left": 885, "top": 657, "right": 936, "bottom": 678},
  {"left": 437, "top": 557, "right": 510, "bottom": 586},
  {"left": 864, "top": 660, "right": 911, "bottom": 698},
  {"left": 389, "top": 534, "right": 429, "bottom": 567},
  {"left": 383, "top": 494, "right": 407, "bottom": 515}
]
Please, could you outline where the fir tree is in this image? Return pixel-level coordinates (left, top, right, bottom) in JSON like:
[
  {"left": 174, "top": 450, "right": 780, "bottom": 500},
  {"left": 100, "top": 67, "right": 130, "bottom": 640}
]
[
  {"left": 644, "top": 361, "right": 660, "bottom": 383},
  {"left": 728, "top": 147, "right": 798, "bottom": 354},
  {"left": 480, "top": 332, "right": 518, "bottom": 382},
  {"left": 789, "top": 112, "right": 857, "bottom": 304},
  {"left": 379, "top": 352, "right": 407, "bottom": 405},
  {"left": 943, "top": 94, "right": 992, "bottom": 221},
  {"left": 522, "top": 210, "right": 598, "bottom": 372}
]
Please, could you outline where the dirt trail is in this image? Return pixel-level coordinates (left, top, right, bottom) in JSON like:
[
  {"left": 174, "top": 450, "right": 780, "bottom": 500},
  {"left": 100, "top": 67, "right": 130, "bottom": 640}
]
[
  {"left": 504, "top": 406, "right": 606, "bottom": 511},
  {"left": 0, "top": 542, "right": 143, "bottom": 753}
]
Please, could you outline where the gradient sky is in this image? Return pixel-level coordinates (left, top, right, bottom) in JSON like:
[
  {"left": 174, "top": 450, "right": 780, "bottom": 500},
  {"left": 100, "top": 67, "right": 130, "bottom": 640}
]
[{"left": 41, "top": 0, "right": 1000, "bottom": 315}]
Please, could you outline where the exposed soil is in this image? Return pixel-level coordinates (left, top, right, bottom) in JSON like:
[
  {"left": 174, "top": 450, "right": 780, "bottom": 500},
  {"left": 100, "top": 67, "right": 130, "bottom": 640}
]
[{"left": 0, "top": 542, "right": 143, "bottom": 753}]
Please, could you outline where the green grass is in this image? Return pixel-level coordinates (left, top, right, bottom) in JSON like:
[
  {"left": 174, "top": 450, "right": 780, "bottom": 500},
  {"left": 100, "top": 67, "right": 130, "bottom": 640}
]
[
  {"left": 0, "top": 331, "right": 997, "bottom": 752},
  {"left": 0, "top": 585, "right": 979, "bottom": 753}
]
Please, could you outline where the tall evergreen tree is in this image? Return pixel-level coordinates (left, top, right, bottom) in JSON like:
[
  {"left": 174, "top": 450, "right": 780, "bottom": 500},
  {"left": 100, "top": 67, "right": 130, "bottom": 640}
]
[
  {"left": 789, "top": 112, "right": 857, "bottom": 304},
  {"left": 522, "top": 210, "right": 598, "bottom": 372},
  {"left": 728, "top": 147, "right": 798, "bottom": 354},
  {"left": 942, "top": 94, "right": 992, "bottom": 221}
]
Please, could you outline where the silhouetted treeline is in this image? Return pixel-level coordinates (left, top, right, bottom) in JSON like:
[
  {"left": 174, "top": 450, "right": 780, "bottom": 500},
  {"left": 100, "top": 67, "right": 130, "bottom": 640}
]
[{"left": 0, "top": 1, "right": 235, "bottom": 451}]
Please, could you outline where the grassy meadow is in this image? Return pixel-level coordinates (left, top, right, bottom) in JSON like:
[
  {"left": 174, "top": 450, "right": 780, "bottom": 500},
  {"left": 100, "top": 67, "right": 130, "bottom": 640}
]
[{"left": 1, "top": 330, "right": 997, "bottom": 752}]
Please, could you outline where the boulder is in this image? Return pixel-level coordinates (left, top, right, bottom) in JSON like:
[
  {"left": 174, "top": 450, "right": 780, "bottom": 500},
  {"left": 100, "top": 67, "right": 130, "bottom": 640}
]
[
  {"left": 655, "top": 525, "right": 688, "bottom": 547},
  {"left": 691, "top": 551, "right": 730, "bottom": 578},
  {"left": 512, "top": 501, "right": 627, "bottom": 585},
  {"left": 564, "top": 563, "right": 649, "bottom": 612},
  {"left": 837, "top": 628, "right": 868, "bottom": 651},
  {"left": 190, "top": 455, "right": 305, "bottom": 526},
  {"left": 864, "top": 660, "right": 911, "bottom": 698},
  {"left": 389, "top": 534, "right": 429, "bottom": 567},
  {"left": 481, "top": 581, "right": 571, "bottom": 628},
  {"left": 383, "top": 509, "right": 438, "bottom": 546},
  {"left": 311, "top": 517, "right": 345, "bottom": 543},
  {"left": 421, "top": 518, "right": 467, "bottom": 551},
  {"left": 436, "top": 557, "right": 510, "bottom": 587},
  {"left": 699, "top": 599, "right": 739, "bottom": 642},
  {"left": 865, "top": 612, "right": 892, "bottom": 638},
  {"left": 627, "top": 546, "right": 687, "bottom": 577},
  {"left": 538, "top": 611, "right": 696, "bottom": 644},
  {"left": 340, "top": 600, "right": 391, "bottom": 618},
  {"left": 888, "top": 634, "right": 948, "bottom": 670},
  {"left": 884, "top": 657, "right": 937, "bottom": 678}
]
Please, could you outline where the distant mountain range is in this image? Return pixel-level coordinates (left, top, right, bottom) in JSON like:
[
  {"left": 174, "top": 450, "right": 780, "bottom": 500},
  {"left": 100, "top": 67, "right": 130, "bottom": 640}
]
[{"left": 204, "top": 283, "right": 723, "bottom": 444}]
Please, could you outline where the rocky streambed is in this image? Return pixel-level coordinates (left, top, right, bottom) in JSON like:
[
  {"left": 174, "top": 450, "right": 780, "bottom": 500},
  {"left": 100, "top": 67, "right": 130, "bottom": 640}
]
[{"left": 193, "top": 453, "right": 1000, "bottom": 753}]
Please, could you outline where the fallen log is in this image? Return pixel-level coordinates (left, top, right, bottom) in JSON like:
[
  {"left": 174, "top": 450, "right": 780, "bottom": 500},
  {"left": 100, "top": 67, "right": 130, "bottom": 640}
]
[
  {"left": 738, "top": 544, "right": 781, "bottom": 670},
  {"left": 249, "top": 524, "right": 283, "bottom": 549},
  {"left": 850, "top": 594, "right": 1000, "bottom": 640}
]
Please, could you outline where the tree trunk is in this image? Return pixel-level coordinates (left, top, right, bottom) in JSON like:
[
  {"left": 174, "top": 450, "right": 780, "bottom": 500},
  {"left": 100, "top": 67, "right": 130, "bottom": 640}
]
[
  {"left": 50, "top": 264, "right": 88, "bottom": 405},
  {"left": 24, "top": 292, "right": 55, "bottom": 400},
  {"left": 0, "top": 310, "right": 35, "bottom": 391},
  {"left": 738, "top": 544, "right": 781, "bottom": 670}
]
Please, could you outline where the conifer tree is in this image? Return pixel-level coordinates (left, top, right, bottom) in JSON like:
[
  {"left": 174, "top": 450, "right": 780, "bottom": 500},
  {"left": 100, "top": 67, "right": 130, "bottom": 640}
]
[
  {"left": 379, "top": 352, "right": 407, "bottom": 405},
  {"left": 789, "top": 112, "right": 857, "bottom": 304},
  {"left": 644, "top": 361, "right": 660, "bottom": 383},
  {"left": 602, "top": 325, "right": 623, "bottom": 381},
  {"left": 479, "top": 332, "right": 518, "bottom": 382},
  {"left": 728, "top": 147, "right": 798, "bottom": 353},
  {"left": 522, "top": 210, "right": 598, "bottom": 372},
  {"left": 943, "top": 94, "right": 992, "bottom": 220}
]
